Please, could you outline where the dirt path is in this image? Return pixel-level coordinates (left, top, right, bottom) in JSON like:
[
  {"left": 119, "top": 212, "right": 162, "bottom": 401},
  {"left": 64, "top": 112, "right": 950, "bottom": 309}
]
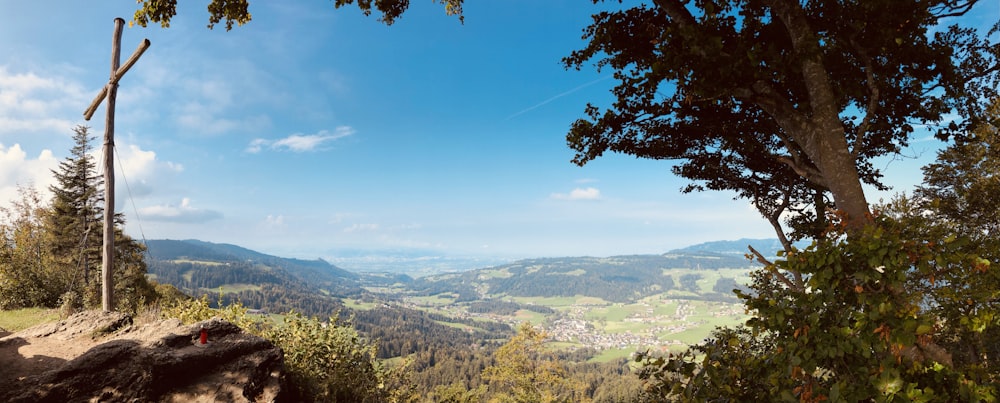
[
  {"left": 0, "top": 311, "right": 131, "bottom": 386},
  {"left": 0, "top": 311, "right": 284, "bottom": 402}
]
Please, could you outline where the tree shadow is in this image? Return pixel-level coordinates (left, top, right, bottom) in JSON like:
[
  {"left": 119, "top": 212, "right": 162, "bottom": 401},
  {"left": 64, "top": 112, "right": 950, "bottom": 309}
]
[
  {"left": 0, "top": 320, "right": 284, "bottom": 403},
  {"left": 0, "top": 336, "right": 69, "bottom": 397}
]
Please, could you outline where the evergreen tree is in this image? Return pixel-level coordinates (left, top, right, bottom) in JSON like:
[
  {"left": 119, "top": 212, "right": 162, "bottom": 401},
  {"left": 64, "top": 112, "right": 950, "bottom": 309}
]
[
  {"left": 482, "top": 322, "right": 589, "bottom": 403},
  {"left": 45, "top": 125, "right": 103, "bottom": 306},
  {"left": 916, "top": 98, "right": 1000, "bottom": 239},
  {"left": 41, "top": 125, "right": 154, "bottom": 312}
]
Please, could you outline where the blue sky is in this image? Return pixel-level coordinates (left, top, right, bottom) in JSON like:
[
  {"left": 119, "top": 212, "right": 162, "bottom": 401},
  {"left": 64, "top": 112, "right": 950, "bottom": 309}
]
[{"left": 1, "top": 1, "right": 997, "bottom": 265}]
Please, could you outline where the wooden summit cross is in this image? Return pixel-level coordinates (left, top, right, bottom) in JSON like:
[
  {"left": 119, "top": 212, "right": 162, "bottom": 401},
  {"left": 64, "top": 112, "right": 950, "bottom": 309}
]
[{"left": 83, "top": 18, "right": 150, "bottom": 312}]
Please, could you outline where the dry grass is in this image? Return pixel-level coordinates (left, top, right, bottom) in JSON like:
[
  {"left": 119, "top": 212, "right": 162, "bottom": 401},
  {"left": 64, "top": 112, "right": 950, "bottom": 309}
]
[{"left": 0, "top": 307, "right": 60, "bottom": 332}]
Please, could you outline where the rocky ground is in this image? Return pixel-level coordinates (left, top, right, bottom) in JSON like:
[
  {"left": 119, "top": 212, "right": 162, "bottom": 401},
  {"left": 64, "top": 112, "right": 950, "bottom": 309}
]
[{"left": 0, "top": 311, "right": 284, "bottom": 402}]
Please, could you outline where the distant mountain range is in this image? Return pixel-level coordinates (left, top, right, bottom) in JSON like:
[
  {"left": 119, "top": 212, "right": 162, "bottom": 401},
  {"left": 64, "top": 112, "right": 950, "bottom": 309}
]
[
  {"left": 671, "top": 238, "right": 791, "bottom": 257},
  {"left": 144, "top": 237, "right": 778, "bottom": 276},
  {"left": 141, "top": 238, "right": 775, "bottom": 309}
]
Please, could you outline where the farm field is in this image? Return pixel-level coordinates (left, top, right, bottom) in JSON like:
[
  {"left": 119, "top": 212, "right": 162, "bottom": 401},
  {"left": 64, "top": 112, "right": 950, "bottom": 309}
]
[{"left": 387, "top": 266, "right": 754, "bottom": 361}]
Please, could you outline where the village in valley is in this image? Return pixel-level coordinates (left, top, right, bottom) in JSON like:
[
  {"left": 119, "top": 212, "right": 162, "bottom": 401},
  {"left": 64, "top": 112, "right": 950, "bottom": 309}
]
[{"left": 388, "top": 266, "right": 754, "bottom": 359}]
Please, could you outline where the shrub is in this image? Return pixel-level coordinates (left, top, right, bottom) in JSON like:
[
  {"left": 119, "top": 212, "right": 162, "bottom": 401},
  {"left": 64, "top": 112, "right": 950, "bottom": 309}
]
[{"left": 164, "top": 296, "right": 413, "bottom": 402}]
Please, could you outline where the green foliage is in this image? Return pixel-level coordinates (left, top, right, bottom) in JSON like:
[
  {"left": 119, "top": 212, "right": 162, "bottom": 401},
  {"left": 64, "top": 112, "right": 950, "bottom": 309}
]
[
  {"left": 45, "top": 125, "right": 103, "bottom": 306},
  {"left": 916, "top": 98, "right": 1000, "bottom": 238},
  {"left": 133, "top": 0, "right": 250, "bottom": 30},
  {"left": 162, "top": 293, "right": 221, "bottom": 324},
  {"left": 0, "top": 126, "right": 154, "bottom": 314},
  {"left": 636, "top": 325, "right": 779, "bottom": 401},
  {"left": 564, "top": 0, "right": 998, "bottom": 236},
  {"left": 429, "top": 381, "right": 486, "bottom": 403},
  {"left": 132, "top": 0, "right": 464, "bottom": 30},
  {"left": 272, "top": 311, "right": 415, "bottom": 402},
  {"left": 482, "top": 322, "right": 590, "bottom": 403},
  {"left": 637, "top": 105, "right": 1000, "bottom": 401},
  {"left": 0, "top": 185, "right": 62, "bottom": 309},
  {"left": 639, "top": 215, "right": 1000, "bottom": 402},
  {"left": 677, "top": 274, "right": 701, "bottom": 293},
  {"left": 164, "top": 295, "right": 414, "bottom": 402}
]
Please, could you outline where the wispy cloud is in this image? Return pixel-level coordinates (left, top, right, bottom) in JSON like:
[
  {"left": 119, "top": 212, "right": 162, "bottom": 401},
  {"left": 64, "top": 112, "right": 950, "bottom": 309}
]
[
  {"left": 551, "top": 187, "right": 602, "bottom": 201},
  {"left": 506, "top": 75, "right": 613, "bottom": 120},
  {"left": 246, "top": 126, "right": 355, "bottom": 153},
  {"left": 264, "top": 214, "right": 286, "bottom": 227},
  {"left": 344, "top": 223, "right": 380, "bottom": 233},
  {"left": 139, "top": 198, "right": 223, "bottom": 223},
  {"left": 0, "top": 66, "right": 88, "bottom": 135}
]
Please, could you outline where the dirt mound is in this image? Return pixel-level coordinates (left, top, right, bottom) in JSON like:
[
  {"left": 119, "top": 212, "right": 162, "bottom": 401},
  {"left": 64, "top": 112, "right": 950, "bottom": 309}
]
[{"left": 0, "top": 311, "right": 284, "bottom": 402}]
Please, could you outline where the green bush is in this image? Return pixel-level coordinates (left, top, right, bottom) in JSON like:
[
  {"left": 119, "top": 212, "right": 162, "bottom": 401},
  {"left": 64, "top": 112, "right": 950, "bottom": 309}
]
[
  {"left": 164, "top": 296, "right": 413, "bottom": 402},
  {"left": 638, "top": 215, "right": 999, "bottom": 402}
]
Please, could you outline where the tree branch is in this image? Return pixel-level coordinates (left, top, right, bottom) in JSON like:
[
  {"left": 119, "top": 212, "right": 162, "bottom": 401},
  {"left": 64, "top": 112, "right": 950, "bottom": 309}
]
[
  {"left": 749, "top": 245, "right": 803, "bottom": 292},
  {"left": 776, "top": 156, "right": 826, "bottom": 188},
  {"left": 764, "top": 0, "right": 843, "bottom": 139},
  {"left": 651, "top": 0, "right": 697, "bottom": 28},
  {"left": 848, "top": 37, "right": 880, "bottom": 160},
  {"left": 759, "top": 188, "right": 806, "bottom": 289}
]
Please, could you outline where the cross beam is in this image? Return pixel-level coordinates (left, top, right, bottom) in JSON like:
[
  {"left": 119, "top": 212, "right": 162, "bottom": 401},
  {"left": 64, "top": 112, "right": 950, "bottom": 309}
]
[
  {"left": 84, "top": 37, "right": 150, "bottom": 121},
  {"left": 83, "top": 17, "right": 150, "bottom": 312}
]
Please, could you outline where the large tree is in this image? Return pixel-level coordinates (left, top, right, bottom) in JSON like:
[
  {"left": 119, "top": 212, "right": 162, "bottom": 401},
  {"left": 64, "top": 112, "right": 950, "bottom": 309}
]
[
  {"left": 638, "top": 103, "right": 1000, "bottom": 401},
  {"left": 46, "top": 125, "right": 104, "bottom": 302},
  {"left": 564, "top": 0, "right": 999, "bottom": 241},
  {"left": 481, "top": 322, "right": 589, "bottom": 403},
  {"left": 915, "top": 97, "right": 1000, "bottom": 238}
]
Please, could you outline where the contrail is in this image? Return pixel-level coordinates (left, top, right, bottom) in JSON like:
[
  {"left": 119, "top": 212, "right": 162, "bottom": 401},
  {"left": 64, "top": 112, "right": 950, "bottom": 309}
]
[{"left": 505, "top": 75, "right": 613, "bottom": 120}]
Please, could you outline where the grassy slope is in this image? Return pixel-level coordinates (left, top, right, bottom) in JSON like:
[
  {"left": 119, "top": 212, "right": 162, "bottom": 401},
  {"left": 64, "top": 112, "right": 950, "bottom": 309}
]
[{"left": 0, "top": 308, "right": 60, "bottom": 332}]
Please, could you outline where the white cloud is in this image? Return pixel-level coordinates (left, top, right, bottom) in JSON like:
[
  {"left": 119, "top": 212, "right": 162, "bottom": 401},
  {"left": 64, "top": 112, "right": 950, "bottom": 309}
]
[
  {"left": 117, "top": 144, "right": 157, "bottom": 177},
  {"left": 551, "top": 187, "right": 602, "bottom": 201},
  {"left": 247, "top": 127, "right": 355, "bottom": 153},
  {"left": 165, "top": 161, "right": 184, "bottom": 172},
  {"left": 272, "top": 134, "right": 329, "bottom": 152},
  {"left": 264, "top": 214, "right": 285, "bottom": 226},
  {"left": 343, "top": 223, "right": 379, "bottom": 233},
  {"left": 0, "top": 143, "right": 59, "bottom": 203},
  {"left": 104, "top": 142, "right": 185, "bottom": 201},
  {"left": 138, "top": 197, "right": 223, "bottom": 223},
  {"left": 245, "top": 138, "right": 268, "bottom": 154},
  {"left": 0, "top": 66, "right": 88, "bottom": 136}
]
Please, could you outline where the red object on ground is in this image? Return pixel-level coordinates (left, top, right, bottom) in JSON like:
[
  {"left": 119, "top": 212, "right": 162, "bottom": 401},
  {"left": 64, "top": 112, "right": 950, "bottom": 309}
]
[{"left": 200, "top": 327, "right": 208, "bottom": 344}]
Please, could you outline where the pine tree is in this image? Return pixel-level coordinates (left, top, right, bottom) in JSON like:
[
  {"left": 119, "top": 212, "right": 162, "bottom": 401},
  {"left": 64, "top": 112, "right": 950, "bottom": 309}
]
[
  {"left": 44, "top": 125, "right": 155, "bottom": 312},
  {"left": 45, "top": 125, "right": 104, "bottom": 307}
]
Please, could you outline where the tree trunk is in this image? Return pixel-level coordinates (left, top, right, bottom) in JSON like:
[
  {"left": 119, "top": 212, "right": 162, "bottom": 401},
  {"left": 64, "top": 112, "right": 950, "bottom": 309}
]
[
  {"left": 807, "top": 121, "right": 872, "bottom": 229},
  {"left": 767, "top": 0, "right": 872, "bottom": 229}
]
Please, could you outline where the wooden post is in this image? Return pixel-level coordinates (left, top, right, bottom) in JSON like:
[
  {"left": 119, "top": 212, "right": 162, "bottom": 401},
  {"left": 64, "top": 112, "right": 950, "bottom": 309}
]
[
  {"left": 101, "top": 18, "right": 123, "bottom": 312},
  {"left": 84, "top": 18, "right": 150, "bottom": 312}
]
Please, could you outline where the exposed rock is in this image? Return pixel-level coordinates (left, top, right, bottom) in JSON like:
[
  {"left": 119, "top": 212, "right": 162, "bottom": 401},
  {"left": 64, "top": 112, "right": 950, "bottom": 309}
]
[{"left": 0, "top": 311, "right": 284, "bottom": 402}]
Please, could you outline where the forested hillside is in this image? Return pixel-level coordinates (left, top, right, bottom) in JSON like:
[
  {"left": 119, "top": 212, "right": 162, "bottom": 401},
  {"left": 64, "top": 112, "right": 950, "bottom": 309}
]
[
  {"left": 139, "top": 238, "right": 761, "bottom": 400},
  {"left": 144, "top": 239, "right": 363, "bottom": 317},
  {"left": 412, "top": 253, "right": 757, "bottom": 303},
  {"left": 145, "top": 239, "right": 360, "bottom": 291}
]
